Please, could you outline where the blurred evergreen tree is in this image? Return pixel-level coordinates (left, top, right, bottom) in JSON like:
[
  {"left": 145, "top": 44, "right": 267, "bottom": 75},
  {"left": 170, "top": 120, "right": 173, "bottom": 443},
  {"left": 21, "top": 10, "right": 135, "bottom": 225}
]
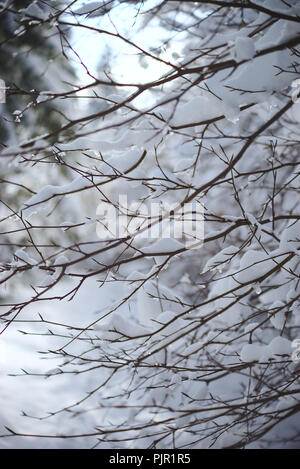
[{"left": 0, "top": 0, "right": 74, "bottom": 146}]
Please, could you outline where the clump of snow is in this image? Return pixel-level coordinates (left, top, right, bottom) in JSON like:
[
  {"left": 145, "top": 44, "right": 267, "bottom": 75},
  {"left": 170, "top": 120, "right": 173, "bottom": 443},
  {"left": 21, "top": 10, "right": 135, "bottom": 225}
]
[
  {"left": 98, "top": 312, "right": 149, "bottom": 341},
  {"left": 203, "top": 245, "right": 240, "bottom": 272},
  {"left": 53, "top": 256, "right": 69, "bottom": 266},
  {"left": 14, "top": 249, "right": 36, "bottom": 266},
  {"left": 241, "top": 337, "right": 292, "bottom": 363},
  {"left": 269, "top": 302, "right": 286, "bottom": 330},
  {"left": 22, "top": 176, "right": 90, "bottom": 216},
  {"left": 20, "top": 3, "right": 48, "bottom": 20},
  {"left": 244, "top": 322, "right": 260, "bottom": 334},
  {"left": 240, "top": 344, "right": 263, "bottom": 362},
  {"left": 141, "top": 238, "right": 184, "bottom": 254},
  {"left": 267, "top": 336, "right": 291, "bottom": 356},
  {"left": 279, "top": 221, "right": 299, "bottom": 251},
  {"left": 233, "top": 37, "right": 256, "bottom": 61},
  {"left": 235, "top": 250, "right": 288, "bottom": 284},
  {"left": 73, "top": 2, "right": 108, "bottom": 17}
]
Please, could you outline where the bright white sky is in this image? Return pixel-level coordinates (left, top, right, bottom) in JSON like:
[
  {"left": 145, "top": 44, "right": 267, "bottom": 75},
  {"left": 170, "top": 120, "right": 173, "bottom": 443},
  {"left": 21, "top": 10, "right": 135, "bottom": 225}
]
[{"left": 69, "top": 0, "right": 181, "bottom": 86}]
